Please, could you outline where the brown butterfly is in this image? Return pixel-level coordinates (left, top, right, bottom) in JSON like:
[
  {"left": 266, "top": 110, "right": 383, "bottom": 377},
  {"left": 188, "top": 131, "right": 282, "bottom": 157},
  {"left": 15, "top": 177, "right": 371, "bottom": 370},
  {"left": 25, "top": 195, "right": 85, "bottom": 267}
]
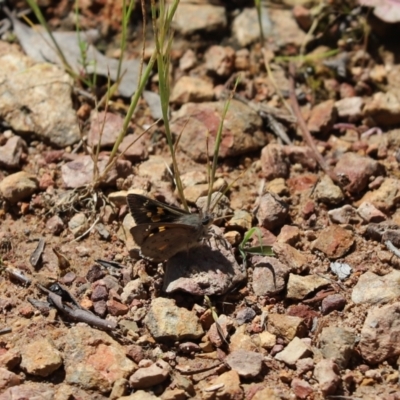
[{"left": 126, "top": 194, "right": 213, "bottom": 261}]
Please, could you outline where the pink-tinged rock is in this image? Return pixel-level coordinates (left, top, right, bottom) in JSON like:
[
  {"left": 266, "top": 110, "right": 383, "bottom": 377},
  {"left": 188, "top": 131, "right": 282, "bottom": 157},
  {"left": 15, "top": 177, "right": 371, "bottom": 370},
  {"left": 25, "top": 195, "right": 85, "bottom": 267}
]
[
  {"left": 328, "top": 205, "right": 361, "bottom": 224},
  {"left": 333, "top": 152, "right": 382, "bottom": 195},
  {"left": 62, "top": 325, "right": 136, "bottom": 393},
  {"left": 129, "top": 359, "right": 171, "bottom": 389},
  {"left": 91, "top": 285, "right": 108, "bottom": 302},
  {"left": 291, "top": 377, "right": 314, "bottom": 399},
  {"left": 0, "top": 382, "right": 55, "bottom": 400},
  {"left": 118, "top": 133, "right": 148, "bottom": 162},
  {"left": 107, "top": 299, "right": 128, "bottom": 316},
  {"left": 0, "top": 349, "right": 21, "bottom": 370},
  {"left": 46, "top": 215, "right": 64, "bottom": 235},
  {"left": 164, "top": 226, "right": 245, "bottom": 296},
  {"left": 252, "top": 256, "right": 289, "bottom": 296},
  {"left": 0, "top": 136, "right": 27, "bottom": 169},
  {"left": 179, "top": 49, "right": 197, "bottom": 71},
  {"left": 352, "top": 270, "right": 400, "bottom": 305},
  {"left": 0, "top": 367, "right": 22, "bottom": 391},
  {"left": 292, "top": 5, "right": 312, "bottom": 31},
  {"left": 39, "top": 172, "right": 55, "bottom": 190},
  {"left": 296, "top": 358, "right": 314, "bottom": 376},
  {"left": 312, "top": 225, "right": 354, "bottom": 259},
  {"left": 287, "top": 174, "right": 318, "bottom": 193},
  {"left": 359, "top": 302, "right": 400, "bottom": 364},
  {"left": 61, "top": 154, "right": 121, "bottom": 188},
  {"left": 272, "top": 242, "right": 309, "bottom": 273},
  {"left": 357, "top": 201, "right": 386, "bottom": 222},
  {"left": 205, "top": 45, "right": 235, "bottom": 77},
  {"left": 261, "top": 144, "right": 289, "bottom": 179},
  {"left": 225, "top": 350, "right": 263, "bottom": 378},
  {"left": 283, "top": 145, "right": 317, "bottom": 171},
  {"left": 321, "top": 294, "right": 346, "bottom": 315},
  {"left": 277, "top": 225, "right": 301, "bottom": 245},
  {"left": 314, "top": 359, "right": 340, "bottom": 395},
  {"left": 339, "top": 82, "right": 356, "bottom": 98},
  {"left": 171, "top": 100, "right": 265, "bottom": 162},
  {"left": 87, "top": 111, "right": 123, "bottom": 148},
  {"left": 256, "top": 192, "right": 289, "bottom": 231},
  {"left": 307, "top": 99, "right": 337, "bottom": 135},
  {"left": 207, "top": 315, "right": 234, "bottom": 348}
]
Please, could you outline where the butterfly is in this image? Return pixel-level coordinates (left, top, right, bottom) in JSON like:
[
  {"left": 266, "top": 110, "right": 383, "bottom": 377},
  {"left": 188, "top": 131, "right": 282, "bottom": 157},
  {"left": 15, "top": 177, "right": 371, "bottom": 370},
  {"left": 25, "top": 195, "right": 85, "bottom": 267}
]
[{"left": 126, "top": 193, "right": 214, "bottom": 261}]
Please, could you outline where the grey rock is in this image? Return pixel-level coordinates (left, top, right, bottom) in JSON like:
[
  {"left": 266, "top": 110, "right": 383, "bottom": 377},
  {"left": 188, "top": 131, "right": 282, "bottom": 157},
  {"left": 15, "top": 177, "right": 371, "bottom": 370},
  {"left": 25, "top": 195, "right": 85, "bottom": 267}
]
[
  {"left": 232, "top": 7, "right": 272, "bottom": 47},
  {"left": 357, "top": 201, "right": 386, "bottom": 223},
  {"left": 335, "top": 96, "right": 364, "bottom": 118},
  {"left": 164, "top": 226, "right": 246, "bottom": 296},
  {"left": 172, "top": 4, "right": 227, "bottom": 35},
  {"left": 328, "top": 205, "right": 361, "bottom": 224},
  {"left": 359, "top": 302, "right": 400, "bottom": 364},
  {"left": 68, "top": 213, "right": 88, "bottom": 238},
  {"left": 314, "top": 175, "right": 344, "bottom": 205},
  {"left": 225, "top": 350, "right": 263, "bottom": 378},
  {"left": 0, "top": 171, "right": 38, "bottom": 202},
  {"left": 261, "top": 144, "right": 289, "bottom": 180},
  {"left": 333, "top": 153, "right": 382, "bottom": 194},
  {"left": 330, "top": 262, "right": 352, "bottom": 280},
  {"left": 252, "top": 256, "right": 290, "bottom": 296},
  {"left": 319, "top": 327, "right": 356, "bottom": 369},
  {"left": 87, "top": 111, "right": 122, "bottom": 148},
  {"left": 314, "top": 359, "right": 340, "bottom": 396},
  {"left": 129, "top": 359, "right": 171, "bottom": 389},
  {"left": 275, "top": 337, "right": 312, "bottom": 366},
  {"left": 0, "top": 49, "right": 80, "bottom": 146},
  {"left": 144, "top": 297, "right": 203, "bottom": 341},
  {"left": 256, "top": 192, "right": 289, "bottom": 231},
  {"left": 351, "top": 270, "right": 400, "bottom": 305}
]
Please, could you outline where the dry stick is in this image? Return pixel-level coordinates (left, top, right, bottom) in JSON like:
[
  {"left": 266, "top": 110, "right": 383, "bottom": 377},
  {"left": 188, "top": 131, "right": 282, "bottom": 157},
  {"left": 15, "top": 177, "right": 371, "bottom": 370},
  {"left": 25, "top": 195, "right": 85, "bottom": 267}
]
[
  {"left": 385, "top": 240, "right": 400, "bottom": 258},
  {"left": 37, "top": 284, "right": 117, "bottom": 332},
  {"left": 288, "top": 63, "right": 340, "bottom": 185}
]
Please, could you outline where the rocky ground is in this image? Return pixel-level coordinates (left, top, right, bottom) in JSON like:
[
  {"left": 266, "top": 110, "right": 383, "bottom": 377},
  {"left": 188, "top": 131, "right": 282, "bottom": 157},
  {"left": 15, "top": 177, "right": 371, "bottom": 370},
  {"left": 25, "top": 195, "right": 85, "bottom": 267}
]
[{"left": 1, "top": 0, "right": 400, "bottom": 399}]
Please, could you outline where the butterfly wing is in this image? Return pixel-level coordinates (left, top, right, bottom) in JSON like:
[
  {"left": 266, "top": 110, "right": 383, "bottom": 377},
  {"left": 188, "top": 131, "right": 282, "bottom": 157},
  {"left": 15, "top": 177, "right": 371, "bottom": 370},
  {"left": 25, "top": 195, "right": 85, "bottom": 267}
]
[
  {"left": 127, "top": 194, "right": 187, "bottom": 225},
  {"left": 131, "top": 222, "right": 200, "bottom": 261}
]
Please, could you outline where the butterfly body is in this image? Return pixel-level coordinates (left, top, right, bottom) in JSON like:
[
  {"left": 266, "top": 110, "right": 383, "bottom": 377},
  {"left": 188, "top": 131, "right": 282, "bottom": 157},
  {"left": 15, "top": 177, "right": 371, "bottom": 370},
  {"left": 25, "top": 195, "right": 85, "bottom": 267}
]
[{"left": 127, "top": 194, "right": 213, "bottom": 261}]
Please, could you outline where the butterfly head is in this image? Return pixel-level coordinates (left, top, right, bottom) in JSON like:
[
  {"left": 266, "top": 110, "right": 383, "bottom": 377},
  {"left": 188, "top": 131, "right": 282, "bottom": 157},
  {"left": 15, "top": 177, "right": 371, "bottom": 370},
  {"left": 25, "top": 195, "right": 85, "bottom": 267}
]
[{"left": 201, "top": 212, "right": 214, "bottom": 228}]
